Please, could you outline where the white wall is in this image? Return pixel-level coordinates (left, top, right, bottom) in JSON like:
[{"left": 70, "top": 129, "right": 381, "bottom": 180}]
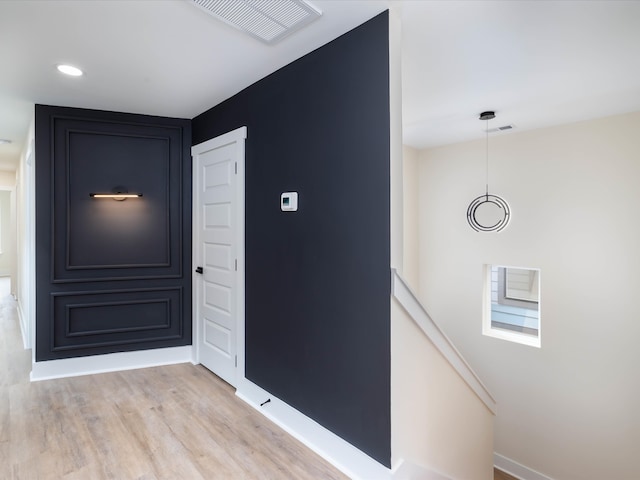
[
  {"left": 393, "top": 10, "right": 495, "bottom": 476},
  {"left": 416, "top": 111, "right": 640, "bottom": 479},
  {"left": 0, "top": 190, "right": 12, "bottom": 276},
  {"left": 0, "top": 172, "right": 16, "bottom": 186},
  {"left": 389, "top": 5, "right": 404, "bottom": 271},
  {"left": 402, "top": 145, "right": 419, "bottom": 290},
  {"left": 391, "top": 298, "right": 494, "bottom": 479},
  {"left": 16, "top": 119, "right": 35, "bottom": 349},
  {"left": 0, "top": 171, "right": 16, "bottom": 284}
]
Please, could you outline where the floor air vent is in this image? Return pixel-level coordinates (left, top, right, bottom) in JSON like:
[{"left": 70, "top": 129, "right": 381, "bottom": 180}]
[{"left": 191, "top": 0, "right": 322, "bottom": 44}]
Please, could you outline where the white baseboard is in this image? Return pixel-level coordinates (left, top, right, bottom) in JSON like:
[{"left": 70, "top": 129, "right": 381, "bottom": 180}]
[
  {"left": 30, "top": 346, "right": 194, "bottom": 382},
  {"left": 392, "top": 459, "right": 451, "bottom": 479},
  {"left": 236, "top": 378, "right": 392, "bottom": 480},
  {"left": 494, "top": 453, "right": 553, "bottom": 480}
]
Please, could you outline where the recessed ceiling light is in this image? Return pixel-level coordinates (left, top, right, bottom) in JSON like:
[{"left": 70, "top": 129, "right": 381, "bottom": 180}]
[
  {"left": 56, "top": 64, "right": 84, "bottom": 77},
  {"left": 0, "top": 139, "right": 11, "bottom": 145}
]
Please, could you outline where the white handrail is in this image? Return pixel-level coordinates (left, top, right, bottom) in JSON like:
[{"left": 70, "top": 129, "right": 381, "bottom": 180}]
[{"left": 391, "top": 269, "right": 497, "bottom": 414}]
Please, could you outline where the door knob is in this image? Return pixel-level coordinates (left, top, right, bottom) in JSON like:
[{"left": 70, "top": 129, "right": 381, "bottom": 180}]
[{"left": 195, "top": 266, "right": 203, "bottom": 274}]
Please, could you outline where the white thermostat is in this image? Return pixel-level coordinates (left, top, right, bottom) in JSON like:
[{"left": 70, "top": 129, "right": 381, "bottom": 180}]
[{"left": 281, "top": 192, "right": 298, "bottom": 211}]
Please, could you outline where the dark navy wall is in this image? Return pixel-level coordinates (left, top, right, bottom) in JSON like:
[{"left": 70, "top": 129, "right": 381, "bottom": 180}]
[
  {"left": 35, "top": 105, "right": 192, "bottom": 360},
  {"left": 193, "top": 12, "right": 391, "bottom": 466}
]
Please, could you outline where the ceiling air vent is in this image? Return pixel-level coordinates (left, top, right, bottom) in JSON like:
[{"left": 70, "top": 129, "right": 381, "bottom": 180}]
[{"left": 191, "top": 0, "right": 322, "bottom": 44}]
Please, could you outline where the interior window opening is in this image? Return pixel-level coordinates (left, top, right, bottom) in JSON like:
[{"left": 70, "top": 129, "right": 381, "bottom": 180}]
[{"left": 484, "top": 265, "right": 541, "bottom": 348}]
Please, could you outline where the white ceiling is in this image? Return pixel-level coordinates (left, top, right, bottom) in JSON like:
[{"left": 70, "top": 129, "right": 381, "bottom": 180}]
[
  {"left": 401, "top": 0, "right": 640, "bottom": 149},
  {"left": 1, "top": 0, "right": 639, "bottom": 172}
]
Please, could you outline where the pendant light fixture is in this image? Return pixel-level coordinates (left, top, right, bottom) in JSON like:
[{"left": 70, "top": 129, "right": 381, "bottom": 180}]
[{"left": 466, "top": 111, "right": 511, "bottom": 232}]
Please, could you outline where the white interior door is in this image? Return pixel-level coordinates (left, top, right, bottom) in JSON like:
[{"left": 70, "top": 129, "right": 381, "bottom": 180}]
[{"left": 192, "top": 127, "right": 246, "bottom": 387}]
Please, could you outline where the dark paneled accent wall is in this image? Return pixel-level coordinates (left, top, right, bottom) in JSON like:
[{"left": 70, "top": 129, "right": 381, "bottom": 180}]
[
  {"left": 36, "top": 105, "right": 191, "bottom": 360},
  {"left": 193, "top": 12, "right": 391, "bottom": 467}
]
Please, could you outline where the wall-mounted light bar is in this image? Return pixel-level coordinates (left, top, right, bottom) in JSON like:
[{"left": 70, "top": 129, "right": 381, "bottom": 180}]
[
  {"left": 89, "top": 186, "right": 142, "bottom": 201},
  {"left": 89, "top": 193, "right": 143, "bottom": 199}
]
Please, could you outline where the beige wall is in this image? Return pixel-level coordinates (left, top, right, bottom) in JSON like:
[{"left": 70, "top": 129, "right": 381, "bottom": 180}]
[
  {"left": 0, "top": 172, "right": 16, "bottom": 186},
  {"left": 0, "top": 191, "right": 12, "bottom": 276},
  {"left": 16, "top": 118, "right": 34, "bottom": 349},
  {"left": 391, "top": 299, "right": 494, "bottom": 479},
  {"left": 416, "top": 111, "right": 640, "bottom": 479},
  {"left": 402, "top": 145, "right": 419, "bottom": 290},
  {"left": 0, "top": 171, "right": 16, "bottom": 283},
  {"left": 389, "top": 5, "right": 404, "bottom": 271}
]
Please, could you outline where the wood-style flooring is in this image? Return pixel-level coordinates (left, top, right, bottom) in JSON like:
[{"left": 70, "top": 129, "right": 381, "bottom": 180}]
[
  {"left": 494, "top": 468, "right": 519, "bottom": 480},
  {"left": 0, "top": 277, "right": 520, "bottom": 480},
  {"left": 0, "top": 285, "right": 347, "bottom": 480}
]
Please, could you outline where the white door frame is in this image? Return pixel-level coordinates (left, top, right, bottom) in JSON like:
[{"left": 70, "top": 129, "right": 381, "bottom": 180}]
[{"left": 191, "top": 126, "right": 247, "bottom": 385}]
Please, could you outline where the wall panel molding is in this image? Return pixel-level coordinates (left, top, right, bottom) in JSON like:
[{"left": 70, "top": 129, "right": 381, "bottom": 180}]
[
  {"left": 36, "top": 105, "right": 192, "bottom": 361},
  {"left": 49, "top": 116, "right": 185, "bottom": 283},
  {"left": 64, "top": 129, "right": 171, "bottom": 271},
  {"left": 51, "top": 287, "right": 183, "bottom": 352}
]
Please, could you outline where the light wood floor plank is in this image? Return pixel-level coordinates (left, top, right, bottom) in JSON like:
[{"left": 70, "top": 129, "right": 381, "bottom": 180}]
[
  {"left": 494, "top": 468, "right": 519, "bottom": 480},
  {"left": 1, "top": 277, "right": 510, "bottom": 480},
  {"left": 0, "top": 287, "right": 348, "bottom": 480}
]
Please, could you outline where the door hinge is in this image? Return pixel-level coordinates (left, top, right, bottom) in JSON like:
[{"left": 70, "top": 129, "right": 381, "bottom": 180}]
[
  {"left": 235, "top": 259, "right": 237, "bottom": 271},
  {"left": 235, "top": 162, "right": 237, "bottom": 174}
]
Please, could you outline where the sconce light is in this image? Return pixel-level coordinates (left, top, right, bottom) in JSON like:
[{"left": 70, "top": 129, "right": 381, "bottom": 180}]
[{"left": 89, "top": 186, "right": 142, "bottom": 201}]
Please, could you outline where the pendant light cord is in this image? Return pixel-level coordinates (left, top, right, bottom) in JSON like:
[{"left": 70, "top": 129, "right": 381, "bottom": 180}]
[{"left": 485, "top": 118, "right": 489, "bottom": 197}]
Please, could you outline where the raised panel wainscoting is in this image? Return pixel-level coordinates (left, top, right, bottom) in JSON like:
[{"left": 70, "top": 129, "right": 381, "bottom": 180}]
[{"left": 35, "top": 105, "right": 192, "bottom": 361}]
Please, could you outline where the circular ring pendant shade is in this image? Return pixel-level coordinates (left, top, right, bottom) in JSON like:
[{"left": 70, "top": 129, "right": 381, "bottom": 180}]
[{"left": 467, "top": 193, "right": 511, "bottom": 232}]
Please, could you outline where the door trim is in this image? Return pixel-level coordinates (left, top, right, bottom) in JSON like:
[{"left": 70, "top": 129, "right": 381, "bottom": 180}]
[{"left": 191, "top": 126, "right": 247, "bottom": 385}]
